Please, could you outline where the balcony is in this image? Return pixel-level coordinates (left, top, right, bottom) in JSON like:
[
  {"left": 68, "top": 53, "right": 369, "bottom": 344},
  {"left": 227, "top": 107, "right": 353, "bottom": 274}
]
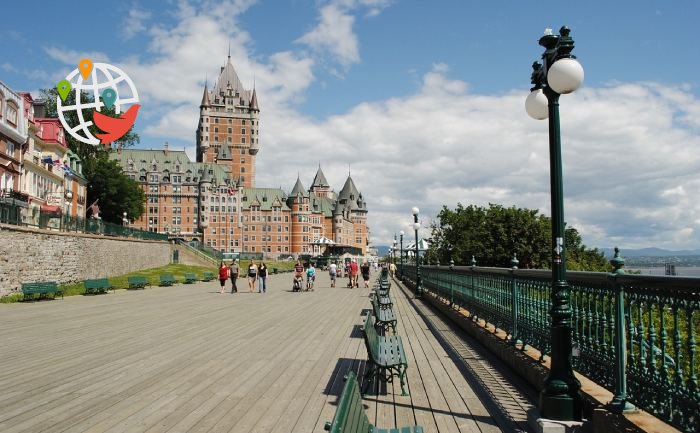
[{"left": 0, "top": 188, "right": 30, "bottom": 207}]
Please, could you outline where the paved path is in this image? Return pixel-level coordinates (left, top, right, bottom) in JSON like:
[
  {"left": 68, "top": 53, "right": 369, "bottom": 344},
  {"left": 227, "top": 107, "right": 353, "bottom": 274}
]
[{"left": 0, "top": 271, "right": 532, "bottom": 433}]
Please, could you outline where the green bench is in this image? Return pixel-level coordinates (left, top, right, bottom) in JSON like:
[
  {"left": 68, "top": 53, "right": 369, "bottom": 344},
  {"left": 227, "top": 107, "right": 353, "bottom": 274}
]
[
  {"left": 21, "top": 282, "right": 62, "bottom": 301},
  {"left": 324, "top": 371, "right": 422, "bottom": 433},
  {"left": 201, "top": 271, "right": 215, "bottom": 282},
  {"left": 371, "top": 293, "right": 397, "bottom": 333},
  {"left": 84, "top": 278, "right": 112, "bottom": 295},
  {"left": 362, "top": 313, "right": 408, "bottom": 395},
  {"left": 159, "top": 273, "right": 176, "bottom": 286},
  {"left": 184, "top": 273, "right": 197, "bottom": 284},
  {"left": 127, "top": 276, "right": 150, "bottom": 289}
]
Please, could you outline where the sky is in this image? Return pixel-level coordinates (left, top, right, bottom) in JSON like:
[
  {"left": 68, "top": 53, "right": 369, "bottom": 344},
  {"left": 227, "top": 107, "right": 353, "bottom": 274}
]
[{"left": 2, "top": 0, "right": 699, "bottom": 252}]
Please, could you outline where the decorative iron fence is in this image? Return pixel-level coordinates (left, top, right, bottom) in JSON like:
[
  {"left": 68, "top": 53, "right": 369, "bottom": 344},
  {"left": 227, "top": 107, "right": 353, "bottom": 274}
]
[
  {"left": 0, "top": 202, "right": 167, "bottom": 241},
  {"left": 399, "top": 261, "right": 699, "bottom": 432}
]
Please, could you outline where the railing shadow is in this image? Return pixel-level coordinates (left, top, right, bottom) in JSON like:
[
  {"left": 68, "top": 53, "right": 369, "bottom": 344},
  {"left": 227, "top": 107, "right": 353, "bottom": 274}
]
[{"left": 396, "top": 277, "right": 536, "bottom": 433}]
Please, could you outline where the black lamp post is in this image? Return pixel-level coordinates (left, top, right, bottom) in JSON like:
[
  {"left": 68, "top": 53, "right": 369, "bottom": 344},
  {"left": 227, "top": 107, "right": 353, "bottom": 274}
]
[
  {"left": 525, "top": 26, "right": 584, "bottom": 421},
  {"left": 399, "top": 230, "right": 404, "bottom": 278},
  {"left": 393, "top": 235, "right": 397, "bottom": 265},
  {"left": 412, "top": 207, "right": 421, "bottom": 297}
]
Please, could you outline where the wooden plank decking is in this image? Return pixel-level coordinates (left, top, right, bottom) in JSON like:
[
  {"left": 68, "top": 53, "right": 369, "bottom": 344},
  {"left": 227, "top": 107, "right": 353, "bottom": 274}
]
[{"left": 0, "top": 272, "right": 517, "bottom": 433}]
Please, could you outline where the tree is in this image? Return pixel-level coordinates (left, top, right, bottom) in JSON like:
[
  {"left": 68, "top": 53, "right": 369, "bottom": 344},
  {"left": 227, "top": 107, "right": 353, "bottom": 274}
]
[
  {"left": 428, "top": 203, "right": 609, "bottom": 272},
  {"left": 38, "top": 88, "right": 144, "bottom": 223},
  {"left": 83, "top": 153, "right": 144, "bottom": 224}
]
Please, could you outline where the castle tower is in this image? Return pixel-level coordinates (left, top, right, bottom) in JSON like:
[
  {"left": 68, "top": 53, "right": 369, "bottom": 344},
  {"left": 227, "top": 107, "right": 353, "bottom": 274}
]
[
  {"left": 288, "top": 176, "right": 311, "bottom": 254},
  {"left": 310, "top": 165, "right": 333, "bottom": 199},
  {"left": 196, "top": 54, "right": 260, "bottom": 188}
]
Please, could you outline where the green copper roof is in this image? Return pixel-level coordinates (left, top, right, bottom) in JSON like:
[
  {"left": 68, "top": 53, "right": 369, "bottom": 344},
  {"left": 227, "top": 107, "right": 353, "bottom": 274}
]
[
  {"left": 111, "top": 148, "right": 230, "bottom": 185},
  {"left": 240, "top": 187, "right": 291, "bottom": 211}
]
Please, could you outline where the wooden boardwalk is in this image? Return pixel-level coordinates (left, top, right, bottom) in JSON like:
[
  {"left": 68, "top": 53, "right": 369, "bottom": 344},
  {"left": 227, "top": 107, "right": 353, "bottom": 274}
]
[{"left": 0, "top": 272, "right": 524, "bottom": 433}]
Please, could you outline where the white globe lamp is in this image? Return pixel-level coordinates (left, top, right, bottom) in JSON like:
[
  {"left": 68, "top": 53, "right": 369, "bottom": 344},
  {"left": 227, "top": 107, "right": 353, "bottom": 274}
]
[
  {"left": 547, "top": 58, "right": 584, "bottom": 94},
  {"left": 526, "top": 88, "right": 549, "bottom": 120}
]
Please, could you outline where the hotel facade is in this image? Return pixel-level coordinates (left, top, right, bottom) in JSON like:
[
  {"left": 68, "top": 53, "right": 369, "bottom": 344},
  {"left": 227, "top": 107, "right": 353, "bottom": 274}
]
[{"left": 112, "top": 56, "right": 369, "bottom": 257}]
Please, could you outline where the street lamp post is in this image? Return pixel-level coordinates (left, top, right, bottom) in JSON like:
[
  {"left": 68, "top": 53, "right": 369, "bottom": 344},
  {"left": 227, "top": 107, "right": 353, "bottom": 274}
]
[
  {"left": 526, "top": 26, "right": 584, "bottom": 421},
  {"left": 393, "top": 235, "right": 397, "bottom": 265},
  {"left": 399, "top": 230, "right": 404, "bottom": 279},
  {"left": 412, "top": 207, "right": 421, "bottom": 297}
]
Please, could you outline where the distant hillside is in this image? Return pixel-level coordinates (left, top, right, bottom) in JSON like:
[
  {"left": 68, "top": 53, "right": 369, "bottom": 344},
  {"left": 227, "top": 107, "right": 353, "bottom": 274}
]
[{"left": 600, "top": 247, "right": 700, "bottom": 257}]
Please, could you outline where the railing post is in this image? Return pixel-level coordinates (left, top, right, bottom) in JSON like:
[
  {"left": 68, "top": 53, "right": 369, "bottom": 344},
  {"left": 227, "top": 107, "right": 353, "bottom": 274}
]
[
  {"left": 469, "top": 255, "right": 476, "bottom": 319},
  {"left": 608, "top": 247, "right": 635, "bottom": 413},
  {"left": 449, "top": 259, "right": 455, "bottom": 307},
  {"left": 510, "top": 253, "right": 519, "bottom": 345}
]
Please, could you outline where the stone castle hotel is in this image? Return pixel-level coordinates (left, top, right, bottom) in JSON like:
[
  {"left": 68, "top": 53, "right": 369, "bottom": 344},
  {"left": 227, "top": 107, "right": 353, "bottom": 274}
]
[{"left": 111, "top": 55, "right": 369, "bottom": 257}]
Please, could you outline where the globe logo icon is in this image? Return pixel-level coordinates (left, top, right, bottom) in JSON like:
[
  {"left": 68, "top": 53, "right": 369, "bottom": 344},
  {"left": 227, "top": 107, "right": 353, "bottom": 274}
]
[{"left": 56, "top": 61, "right": 139, "bottom": 146}]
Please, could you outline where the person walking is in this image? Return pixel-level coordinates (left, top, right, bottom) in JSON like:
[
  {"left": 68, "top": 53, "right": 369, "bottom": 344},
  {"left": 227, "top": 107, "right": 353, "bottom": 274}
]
[
  {"left": 306, "top": 262, "right": 316, "bottom": 291},
  {"left": 345, "top": 261, "right": 352, "bottom": 287},
  {"left": 293, "top": 259, "right": 305, "bottom": 292},
  {"left": 328, "top": 261, "right": 337, "bottom": 288},
  {"left": 229, "top": 259, "right": 240, "bottom": 293},
  {"left": 258, "top": 262, "right": 268, "bottom": 293},
  {"left": 389, "top": 262, "right": 397, "bottom": 277},
  {"left": 349, "top": 259, "right": 359, "bottom": 288},
  {"left": 361, "top": 260, "right": 371, "bottom": 288},
  {"left": 218, "top": 262, "right": 229, "bottom": 294},
  {"left": 247, "top": 260, "right": 258, "bottom": 292}
]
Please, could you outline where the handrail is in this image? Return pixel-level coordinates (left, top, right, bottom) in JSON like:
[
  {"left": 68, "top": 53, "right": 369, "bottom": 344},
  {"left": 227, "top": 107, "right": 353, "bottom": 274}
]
[
  {"left": 399, "top": 262, "right": 699, "bottom": 432},
  {"left": 175, "top": 239, "right": 219, "bottom": 265}
]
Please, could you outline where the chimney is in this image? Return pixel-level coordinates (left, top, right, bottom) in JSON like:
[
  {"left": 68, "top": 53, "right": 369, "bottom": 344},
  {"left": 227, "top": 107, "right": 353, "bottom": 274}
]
[
  {"left": 163, "top": 141, "right": 169, "bottom": 155},
  {"left": 33, "top": 100, "right": 46, "bottom": 118}
]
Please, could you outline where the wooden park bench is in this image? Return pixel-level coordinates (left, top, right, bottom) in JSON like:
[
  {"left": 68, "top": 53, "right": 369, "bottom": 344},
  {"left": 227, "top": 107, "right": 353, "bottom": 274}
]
[
  {"left": 127, "top": 276, "right": 150, "bottom": 290},
  {"left": 371, "top": 294, "right": 397, "bottom": 333},
  {"left": 324, "top": 371, "right": 422, "bottom": 433},
  {"left": 184, "top": 273, "right": 197, "bottom": 284},
  {"left": 362, "top": 313, "right": 408, "bottom": 396},
  {"left": 159, "top": 273, "right": 176, "bottom": 286},
  {"left": 21, "top": 282, "right": 62, "bottom": 301},
  {"left": 201, "top": 271, "right": 215, "bottom": 282},
  {"left": 83, "top": 278, "right": 112, "bottom": 295}
]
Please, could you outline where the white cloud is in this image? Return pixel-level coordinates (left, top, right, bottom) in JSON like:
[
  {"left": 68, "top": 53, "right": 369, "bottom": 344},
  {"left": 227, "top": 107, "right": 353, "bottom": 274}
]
[
  {"left": 1, "top": 63, "right": 18, "bottom": 73},
  {"left": 121, "top": 7, "right": 152, "bottom": 40},
  {"left": 252, "top": 64, "right": 700, "bottom": 250},
  {"left": 43, "top": 47, "right": 111, "bottom": 65},
  {"left": 100, "top": 0, "right": 700, "bottom": 252},
  {"left": 296, "top": 4, "right": 359, "bottom": 68}
]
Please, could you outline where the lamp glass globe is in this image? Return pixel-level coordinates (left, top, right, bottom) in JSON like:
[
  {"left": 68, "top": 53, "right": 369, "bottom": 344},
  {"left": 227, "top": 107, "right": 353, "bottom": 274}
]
[
  {"left": 411, "top": 207, "right": 420, "bottom": 216},
  {"left": 525, "top": 89, "right": 549, "bottom": 120},
  {"left": 399, "top": 230, "right": 404, "bottom": 236},
  {"left": 413, "top": 222, "right": 420, "bottom": 231},
  {"left": 547, "top": 58, "right": 584, "bottom": 94}
]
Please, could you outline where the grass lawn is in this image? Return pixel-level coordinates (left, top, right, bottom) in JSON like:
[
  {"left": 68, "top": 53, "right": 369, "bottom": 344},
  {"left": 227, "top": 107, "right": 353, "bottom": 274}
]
[
  {"left": 1, "top": 260, "right": 299, "bottom": 304},
  {"left": 1, "top": 263, "right": 216, "bottom": 303}
]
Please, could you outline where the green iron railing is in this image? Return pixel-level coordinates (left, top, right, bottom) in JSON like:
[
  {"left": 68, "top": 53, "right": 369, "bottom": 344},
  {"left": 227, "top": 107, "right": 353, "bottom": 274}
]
[
  {"left": 0, "top": 202, "right": 167, "bottom": 241},
  {"left": 399, "top": 261, "right": 699, "bottom": 432}
]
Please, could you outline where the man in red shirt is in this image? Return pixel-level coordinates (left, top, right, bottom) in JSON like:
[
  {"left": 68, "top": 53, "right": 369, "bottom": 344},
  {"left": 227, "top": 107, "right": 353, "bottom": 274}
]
[{"left": 349, "top": 259, "right": 359, "bottom": 289}]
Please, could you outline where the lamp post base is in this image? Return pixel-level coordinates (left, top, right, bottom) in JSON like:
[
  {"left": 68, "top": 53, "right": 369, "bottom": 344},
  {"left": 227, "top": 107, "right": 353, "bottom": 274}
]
[
  {"left": 528, "top": 410, "right": 585, "bottom": 433},
  {"left": 539, "top": 391, "right": 582, "bottom": 421}
]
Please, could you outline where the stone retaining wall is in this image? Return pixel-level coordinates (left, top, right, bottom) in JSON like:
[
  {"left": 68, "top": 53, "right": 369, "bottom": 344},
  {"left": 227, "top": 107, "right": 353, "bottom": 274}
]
[{"left": 0, "top": 224, "right": 172, "bottom": 296}]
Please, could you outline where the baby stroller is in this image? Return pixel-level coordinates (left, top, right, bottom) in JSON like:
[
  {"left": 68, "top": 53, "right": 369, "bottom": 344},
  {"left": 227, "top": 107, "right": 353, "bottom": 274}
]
[{"left": 292, "top": 274, "right": 303, "bottom": 292}]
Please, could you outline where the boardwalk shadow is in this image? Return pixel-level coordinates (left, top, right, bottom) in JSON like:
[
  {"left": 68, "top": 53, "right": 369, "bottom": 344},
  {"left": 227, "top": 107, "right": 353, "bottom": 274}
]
[
  {"left": 322, "top": 358, "right": 372, "bottom": 402},
  {"left": 349, "top": 324, "right": 363, "bottom": 338}
]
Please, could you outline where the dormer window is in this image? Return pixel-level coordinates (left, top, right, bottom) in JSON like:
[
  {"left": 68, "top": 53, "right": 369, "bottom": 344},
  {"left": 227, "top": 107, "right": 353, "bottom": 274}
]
[{"left": 6, "top": 102, "right": 18, "bottom": 126}]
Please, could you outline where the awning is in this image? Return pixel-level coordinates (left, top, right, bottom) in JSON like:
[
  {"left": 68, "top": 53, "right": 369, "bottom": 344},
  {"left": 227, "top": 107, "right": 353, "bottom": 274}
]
[{"left": 40, "top": 204, "right": 62, "bottom": 213}]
